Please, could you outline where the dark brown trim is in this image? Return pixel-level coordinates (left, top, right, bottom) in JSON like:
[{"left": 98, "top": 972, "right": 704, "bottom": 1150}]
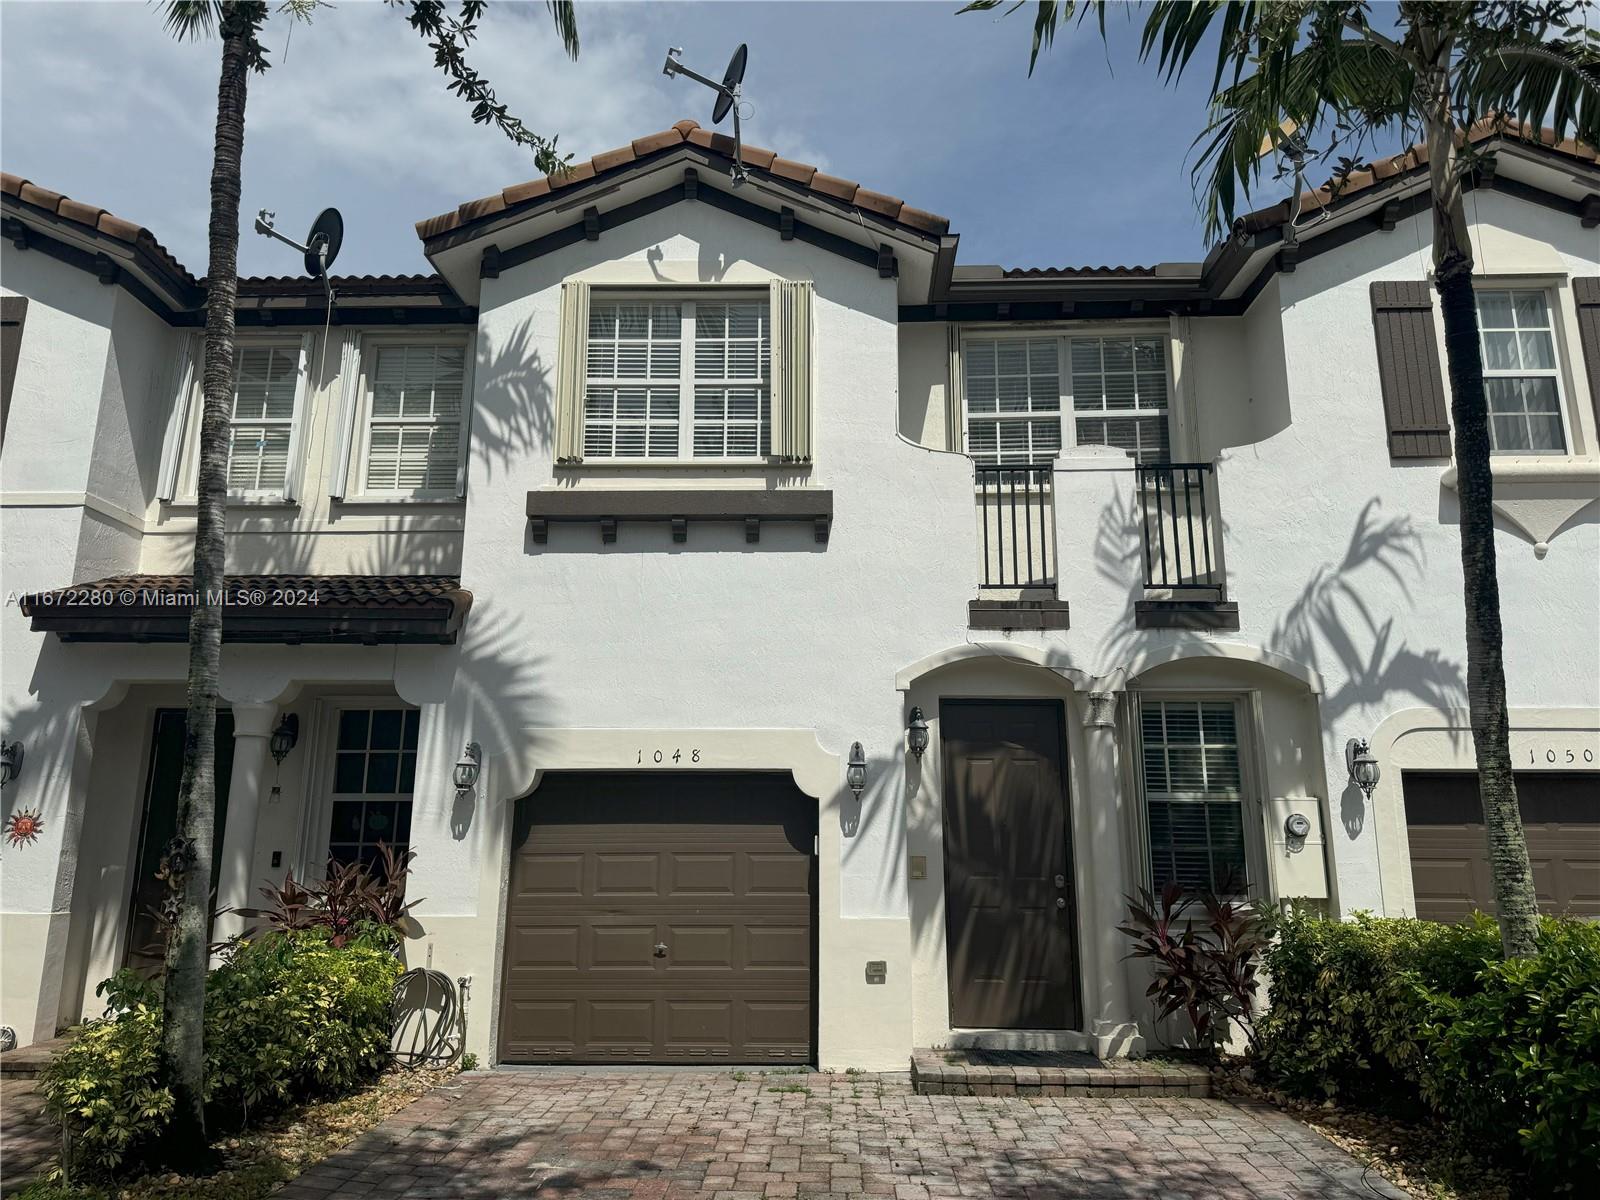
[
  {"left": 1573, "top": 277, "right": 1600, "bottom": 435},
  {"left": 29, "top": 606, "right": 465, "bottom": 644},
  {"left": 526, "top": 487, "right": 834, "bottom": 544},
  {"left": 1, "top": 294, "right": 25, "bottom": 451},
  {"left": 1371, "top": 280, "right": 1453, "bottom": 459},
  {"left": 967, "top": 598, "right": 1070, "bottom": 631},
  {"left": 1133, "top": 600, "right": 1241, "bottom": 631}
]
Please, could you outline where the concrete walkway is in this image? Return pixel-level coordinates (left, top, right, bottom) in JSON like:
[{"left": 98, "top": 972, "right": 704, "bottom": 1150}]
[{"left": 278, "top": 1069, "right": 1408, "bottom": 1200}]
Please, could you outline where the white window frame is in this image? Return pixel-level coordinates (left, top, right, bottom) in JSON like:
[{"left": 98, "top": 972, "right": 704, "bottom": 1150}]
[
  {"left": 1474, "top": 286, "right": 1572, "bottom": 456},
  {"left": 582, "top": 290, "right": 773, "bottom": 464},
  {"left": 297, "top": 696, "right": 419, "bottom": 881},
  {"left": 1128, "top": 691, "right": 1262, "bottom": 897},
  {"left": 344, "top": 332, "right": 474, "bottom": 502},
  {"left": 960, "top": 325, "right": 1176, "bottom": 467},
  {"left": 173, "top": 333, "right": 311, "bottom": 504}
]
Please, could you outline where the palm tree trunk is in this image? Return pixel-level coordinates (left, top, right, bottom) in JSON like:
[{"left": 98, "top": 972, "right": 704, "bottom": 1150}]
[
  {"left": 1422, "top": 86, "right": 1539, "bottom": 958},
  {"left": 157, "top": 11, "right": 252, "bottom": 1157}
]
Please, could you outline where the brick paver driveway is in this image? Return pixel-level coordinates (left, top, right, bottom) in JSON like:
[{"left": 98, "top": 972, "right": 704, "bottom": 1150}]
[{"left": 278, "top": 1070, "right": 1406, "bottom": 1200}]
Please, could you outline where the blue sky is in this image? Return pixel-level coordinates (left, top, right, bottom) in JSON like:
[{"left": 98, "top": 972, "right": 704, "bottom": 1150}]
[{"left": 1, "top": 1, "right": 1370, "bottom": 278}]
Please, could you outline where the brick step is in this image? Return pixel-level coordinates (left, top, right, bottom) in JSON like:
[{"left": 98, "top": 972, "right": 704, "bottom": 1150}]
[
  {"left": 0, "top": 1034, "right": 71, "bottom": 1079},
  {"left": 911, "top": 1048, "right": 1212, "bottom": 1097}
]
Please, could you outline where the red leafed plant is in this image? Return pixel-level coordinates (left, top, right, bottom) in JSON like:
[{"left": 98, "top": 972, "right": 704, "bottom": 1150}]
[
  {"left": 239, "top": 843, "right": 421, "bottom": 948},
  {"left": 1119, "top": 881, "right": 1268, "bottom": 1056}
]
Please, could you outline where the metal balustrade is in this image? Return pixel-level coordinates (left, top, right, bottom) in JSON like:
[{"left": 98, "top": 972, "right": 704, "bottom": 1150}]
[
  {"left": 1137, "top": 462, "right": 1221, "bottom": 591},
  {"left": 975, "top": 464, "right": 1055, "bottom": 589}
]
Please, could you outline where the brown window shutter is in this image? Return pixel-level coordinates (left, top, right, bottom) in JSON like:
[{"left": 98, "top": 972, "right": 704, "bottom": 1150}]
[
  {"left": 1, "top": 295, "right": 25, "bottom": 451},
  {"left": 1370, "top": 281, "right": 1451, "bottom": 458},
  {"left": 1573, "top": 278, "right": 1600, "bottom": 435}
]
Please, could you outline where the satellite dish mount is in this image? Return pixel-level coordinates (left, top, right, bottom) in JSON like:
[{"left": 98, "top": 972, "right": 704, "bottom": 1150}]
[
  {"left": 254, "top": 206, "right": 344, "bottom": 306},
  {"left": 663, "top": 43, "right": 750, "bottom": 186}
]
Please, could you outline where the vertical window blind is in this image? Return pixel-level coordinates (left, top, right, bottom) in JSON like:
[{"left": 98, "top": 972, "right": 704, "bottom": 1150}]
[
  {"left": 1477, "top": 289, "right": 1567, "bottom": 454},
  {"left": 364, "top": 343, "right": 465, "bottom": 492},
  {"left": 1140, "top": 698, "right": 1248, "bottom": 893},
  {"left": 227, "top": 345, "right": 300, "bottom": 492},
  {"left": 963, "top": 333, "right": 1171, "bottom": 466}
]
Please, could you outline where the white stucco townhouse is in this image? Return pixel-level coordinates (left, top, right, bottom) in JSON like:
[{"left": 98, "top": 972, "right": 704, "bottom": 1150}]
[{"left": 1, "top": 119, "right": 1596, "bottom": 1068}]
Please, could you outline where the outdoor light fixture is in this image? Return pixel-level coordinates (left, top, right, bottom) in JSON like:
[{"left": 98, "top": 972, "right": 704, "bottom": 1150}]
[
  {"left": 268, "top": 714, "right": 299, "bottom": 767},
  {"left": 906, "top": 708, "right": 929, "bottom": 759},
  {"left": 453, "top": 742, "right": 482, "bottom": 795},
  {"left": 846, "top": 742, "right": 867, "bottom": 797},
  {"left": 0, "top": 738, "right": 22, "bottom": 789},
  {"left": 1345, "top": 738, "right": 1381, "bottom": 800}
]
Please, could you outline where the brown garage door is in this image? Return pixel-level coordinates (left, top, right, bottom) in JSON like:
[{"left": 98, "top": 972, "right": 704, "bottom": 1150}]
[
  {"left": 499, "top": 772, "right": 815, "bottom": 1064},
  {"left": 1404, "top": 771, "right": 1599, "bottom": 922}
]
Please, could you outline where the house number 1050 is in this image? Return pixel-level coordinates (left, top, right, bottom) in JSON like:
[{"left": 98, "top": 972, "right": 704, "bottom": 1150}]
[
  {"left": 638, "top": 748, "right": 701, "bottom": 764},
  {"left": 1528, "top": 747, "right": 1594, "bottom": 764}
]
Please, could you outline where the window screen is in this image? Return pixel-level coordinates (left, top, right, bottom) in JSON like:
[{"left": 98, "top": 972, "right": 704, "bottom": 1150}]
[
  {"left": 328, "top": 707, "right": 418, "bottom": 874},
  {"left": 1477, "top": 290, "right": 1567, "bottom": 454},
  {"left": 364, "top": 344, "right": 465, "bottom": 492},
  {"left": 1140, "top": 699, "right": 1248, "bottom": 892},
  {"left": 227, "top": 345, "right": 299, "bottom": 492}
]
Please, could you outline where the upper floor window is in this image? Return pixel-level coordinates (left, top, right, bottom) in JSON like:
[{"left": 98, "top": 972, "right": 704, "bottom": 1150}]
[
  {"left": 1138, "top": 698, "right": 1248, "bottom": 893},
  {"left": 358, "top": 342, "right": 465, "bottom": 495},
  {"left": 1477, "top": 289, "right": 1568, "bottom": 454},
  {"left": 227, "top": 343, "right": 301, "bottom": 493},
  {"left": 964, "top": 332, "right": 1170, "bottom": 466},
  {"left": 583, "top": 296, "right": 770, "bottom": 460}
]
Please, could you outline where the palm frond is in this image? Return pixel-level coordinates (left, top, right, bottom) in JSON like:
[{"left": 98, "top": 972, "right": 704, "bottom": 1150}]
[
  {"left": 160, "top": 0, "right": 222, "bottom": 40},
  {"left": 1455, "top": 25, "right": 1600, "bottom": 149},
  {"left": 545, "top": 0, "right": 579, "bottom": 60}
]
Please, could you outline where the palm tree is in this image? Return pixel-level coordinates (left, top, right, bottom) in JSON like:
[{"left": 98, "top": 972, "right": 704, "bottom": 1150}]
[
  {"left": 157, "top": 0, "right": 577, "bottom": 1157},
  {"left": 966, "top": 0, "right": 1599, "bottom": 958}
]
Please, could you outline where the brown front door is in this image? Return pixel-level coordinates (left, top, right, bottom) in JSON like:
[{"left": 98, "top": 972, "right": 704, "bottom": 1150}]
[
  {"left": 500, "top": 772, "right": 815, "bottom": 1064},
  {"left": 941, "top": 700, "right": 1080, "bottom": 1030},
  {"left": 1404, "top": 771, "right": 1599, "bottom": 922}
]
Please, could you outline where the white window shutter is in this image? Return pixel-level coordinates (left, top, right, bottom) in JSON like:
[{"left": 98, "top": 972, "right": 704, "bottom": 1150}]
[
  {"left": 457, "top": 331, "right": 477, "bottom": 497},
  {"left": 157, "top": 331, "right": 201, "bottom": 501},
  {"left": 554, "top": 281, "right": 590, "bottom": 463},
  {"left": 945, "top": 325, "right": 964, "bottom": 453},
  {"left": 280, "top": 333, "right": 315, "bottom": 503},
  {"left": 769, "top": 278, "right": 814, "bottom": 462},
  {"left": 327, "top": 330, "right": 363, "bottom": 500}
]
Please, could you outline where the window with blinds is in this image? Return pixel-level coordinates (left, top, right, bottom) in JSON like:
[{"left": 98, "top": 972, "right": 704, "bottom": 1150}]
[
  {"left": 1071, "top": 335, "right": 1170, "bottom": 464},
  {"left": 227, "top": 345, "right": 300, "bottom": 492},
  {"left": 584, "top": 297, "right": 770, "bottom": 459},
  {"left": 1139, "top": 698, "right": 1248, "bottom": 893},
  {"left": 962, "top": 332, "right": 1171, "bottom": 466},
  {"left": 363, "top": 343, "right": 465, "bottom": 493},
  {"left": 1477, "top": 290, "right": 1568, "bottom": 454}
]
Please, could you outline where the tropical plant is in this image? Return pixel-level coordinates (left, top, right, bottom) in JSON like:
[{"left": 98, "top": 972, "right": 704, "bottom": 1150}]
[
  {"left": 1119, "top": 882, "right": 1269, "bottom": 1054},
  {"left": 968, "top": 0, "right": 1600, "bottom": 959},
  {"left": 238, "top": 843, "right": 421, "bottom": 946},
  {"left": 154, "top": 0, "right": 577, "bottom": 1157}
]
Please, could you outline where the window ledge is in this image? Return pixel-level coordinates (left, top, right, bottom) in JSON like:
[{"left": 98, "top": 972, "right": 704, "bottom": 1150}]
[
  {"left": 526, "top": 487, "right": 833, "bottom": 545},
  {"left": 1135, "top": 599, "right": 1241, "bottom": 631},
  {"left": 554, "top": 459, "right": 804, "bottom": 471},
  {"left": 163, "top": 497, "right": 300, "bottom": 512},
  {"left": 1440, "top": 458, "right": 1600, "bottom": 557},
  {"left": 334, "top": 495, "right": 464, "bottom": 508}
]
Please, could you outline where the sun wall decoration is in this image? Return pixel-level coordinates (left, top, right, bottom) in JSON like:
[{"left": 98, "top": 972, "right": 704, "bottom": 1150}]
[{"left": 4, "top": 808, "right": 44, "bottom": 847}]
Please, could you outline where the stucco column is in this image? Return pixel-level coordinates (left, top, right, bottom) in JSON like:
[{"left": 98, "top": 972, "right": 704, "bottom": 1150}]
[
  {"left": 213, "top": 703, "right": 276, "bottom": 945},
  {"left": 1080, "top": 688, "right": 1144, "bottom": 1059}
]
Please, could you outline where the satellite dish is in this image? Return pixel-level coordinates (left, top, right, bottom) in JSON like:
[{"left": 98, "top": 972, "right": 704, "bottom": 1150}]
[
  {"left": 712, "top": 44, "right": 747, "bottom": 126},
  {"left": 304, "top": 207, "right": 344, "bottom": 278}
]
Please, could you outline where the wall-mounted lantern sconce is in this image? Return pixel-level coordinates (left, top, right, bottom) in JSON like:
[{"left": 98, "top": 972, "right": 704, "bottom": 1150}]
[
  {"left": 846, "top": 742, "right": 867, "bottom": 797},
  {"left": 1345, "top": 738, "right": 1381, "bottom": 801},
  {"left": 0, "top": 738, "right": 23, "bottom": 789},
  {"left": 906, "top": 708, "right": 929, "bottom": 759},
  {"left": 453, "top": 742, "right": 482, "bottom": 795},
  {"left": 268, "top": 714, "right": 299, "bottom": 766}
]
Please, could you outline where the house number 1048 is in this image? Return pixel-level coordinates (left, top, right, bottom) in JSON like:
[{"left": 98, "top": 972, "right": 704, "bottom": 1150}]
[{"left": 638, "top": 748, "right": 701, "bottom": 764}]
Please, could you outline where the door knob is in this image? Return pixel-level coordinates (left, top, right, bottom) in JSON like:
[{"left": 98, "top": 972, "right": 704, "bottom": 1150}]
[
  {"left": 653, "top": 942, "right": 668, "bottom": 958},
  {"left": 1054, "top": 874, "right": 1065, "bottom": 888},
  {"left": 1055, "top": 897, "right": 1066, "bottom": 909}
]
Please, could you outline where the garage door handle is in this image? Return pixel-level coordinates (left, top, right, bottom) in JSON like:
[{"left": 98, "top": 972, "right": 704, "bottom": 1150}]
[{"left": 653, "top": 942, "right": 668, "bottom": 958}]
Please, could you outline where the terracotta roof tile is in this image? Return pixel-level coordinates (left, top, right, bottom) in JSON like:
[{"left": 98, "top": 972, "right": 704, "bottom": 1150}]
[
  {"left": 415, "top": 120, "right": 951, "bottom": 243},
  {"left": 56, "top": 198, "right": 104, "bottom": 226},
  {"left": 1001, "top": 265, "right": 1158, "bottom": 278},
  {"left": 0, "top": 173, "right": 23, "bottom": 197},
  {"left": 2, "top": 174, "right": 198, "bottom": 288},
  {"left": 22, "top": 573, "right": 469, "bottom": 610}
]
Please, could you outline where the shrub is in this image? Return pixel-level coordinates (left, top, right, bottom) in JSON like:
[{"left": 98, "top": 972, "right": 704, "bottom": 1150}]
[
  {"left": 41, "top": 929, "right": 402, "bottom": 1178},
  {"left": 238, "top": 843, "right": 419, "bottom": 947},
  {"left": 1256, "top": 909, "right": 1599, "bottom": 1192}
]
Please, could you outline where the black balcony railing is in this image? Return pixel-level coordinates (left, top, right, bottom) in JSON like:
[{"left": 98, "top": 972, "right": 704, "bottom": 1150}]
[
  {"left": 976, "top": 463, "right": 1054, "bottom": 589},
  {"left": 1137, "top": 462, "right": 1220, "bottom": 591}
]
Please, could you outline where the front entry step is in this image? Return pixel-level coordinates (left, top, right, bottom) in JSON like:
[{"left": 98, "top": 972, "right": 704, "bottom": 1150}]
[{"left": 911, "top": 1048, "right": 1211, "bottom": 1097}]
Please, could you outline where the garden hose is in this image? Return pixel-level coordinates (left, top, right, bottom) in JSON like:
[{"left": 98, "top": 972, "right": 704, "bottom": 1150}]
[{"left": 390, "top": 966, "right": 465, "bottom": 1069}]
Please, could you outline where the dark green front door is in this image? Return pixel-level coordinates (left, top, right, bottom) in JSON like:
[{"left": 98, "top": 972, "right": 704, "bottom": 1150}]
[{"left": 124, "top": 709, "right": 235, "bottom": 972}]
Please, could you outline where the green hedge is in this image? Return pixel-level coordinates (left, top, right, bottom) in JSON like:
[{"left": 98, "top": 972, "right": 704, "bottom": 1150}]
[
  {"left": 1257, "top": 910, "right": 1600, "bottom": 1192},
  {"left": 41, "top": 929, "right": 401, "bottom": 1177}
]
